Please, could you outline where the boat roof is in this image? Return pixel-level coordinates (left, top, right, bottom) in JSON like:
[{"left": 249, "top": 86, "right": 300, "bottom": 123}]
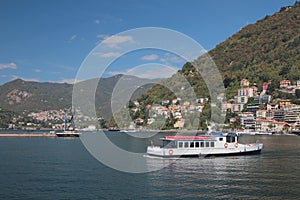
[
  {"left": 164, "top": 135, "right": 214, "bottom": 141},
  {"left": 163, "top": 132, "right": 236, "bottom": 141}
]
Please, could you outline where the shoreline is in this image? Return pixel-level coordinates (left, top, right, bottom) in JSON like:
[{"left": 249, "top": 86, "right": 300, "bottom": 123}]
[
  {"left": 0, "top": 130, "right": 298, "bottom": 137},
  {"left": 0, "top": 133, "right": 56, "bottom": 137}
]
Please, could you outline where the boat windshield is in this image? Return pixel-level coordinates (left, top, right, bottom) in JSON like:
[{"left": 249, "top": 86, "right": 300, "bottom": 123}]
[
  {"left": 162, "top": 140, "right": 177, "bottom": 148},
  {"left": 226, "top": 135, "right": 236, "bottom": 143}
]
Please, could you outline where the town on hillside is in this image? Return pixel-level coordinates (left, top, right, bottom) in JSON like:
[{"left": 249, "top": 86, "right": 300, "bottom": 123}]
[
  {"left": 221, "top": 78, "right": 300, "bottom": 133},
  {"left": 1, "top": 78, "right": 300, "bottom": 134}
]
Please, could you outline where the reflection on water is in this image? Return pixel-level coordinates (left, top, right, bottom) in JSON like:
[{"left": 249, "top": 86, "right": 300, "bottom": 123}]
[{"left": 0, "top": 134, "right": 299, "bottom": 199}]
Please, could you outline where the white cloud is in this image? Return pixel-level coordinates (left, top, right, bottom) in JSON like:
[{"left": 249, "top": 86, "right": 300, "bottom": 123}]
[
  {"left": 102, "top": 35, "right": 133, "bottom": 48},
  {"left": 107, "top": 65, "right": 179, "bottom": 79},
  {"left": 94, "top": 19, "right": 101, "bottom": 24},
  {"left": 141, "top": 54, "right": 159, "bottom": 61},
  {"left": 160, "top": 53, "right": 185, "bottom": 65},
  {"left": 34, "top": 69, "right": 41, "bottom": 73},
  {"left": 97, "top": 34, "right": 109, "bottom": 39},
  {"left": 57, "top": 78, "right": 79, "bottom": 84},
  {"left": 12, "top": 75, "right": 39, "bottom": 82},
  {"left": 92, "top": 51, "right": 122, "bottom": 58},
  {"left": 0, "top": 62, "right": 18, "bottom": 70},
  {"left": 67, "top": 34, "right": 77, "bottom": 42}
]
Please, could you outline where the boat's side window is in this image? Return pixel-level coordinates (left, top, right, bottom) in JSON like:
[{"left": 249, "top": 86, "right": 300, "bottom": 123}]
[
  {"left": 211, "top": 142, "right": 215, "bottom": 147},
  {"left": 184, "top": 142, "right": 189, "bottom": 148},
  {"left": 219, "top": 138, "right": 223, "bottom": 141},
  {"left": 178, "top": 142, "right": 183, "bottom": 148},
  {"left": 190, "top": 142, "right": 194, "bottom": 148},
  {"left": 232, "top": 137, "right": 236, "bottom": 143},
  {"left": 227, "top": 136, "right": 236, "bottom": 143},
  {"left": 200, "top": 142, "right": 204, "bottom": 147},
  {"left": 205, "top": 142, "right": 210, "bottom": 147},
  {"left": 226, "top": 136, "right": 231, "bottom": 143},
  {"left": 195, "top": 141, "right": 200, "bottom": 148}
]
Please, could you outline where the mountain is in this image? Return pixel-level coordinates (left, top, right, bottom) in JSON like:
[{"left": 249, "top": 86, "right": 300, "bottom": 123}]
[
  {"left": 0, "top": 75, "right": 155, "bottom": 119},
  {"left": 210, "top": 1, "right": 300, "bottom": 97},
  {"left": 139, "top": 2, "right": 300, "bottom": 103},
  {"left": 0, "top": 79, "right": 73, "bottom": 113}
]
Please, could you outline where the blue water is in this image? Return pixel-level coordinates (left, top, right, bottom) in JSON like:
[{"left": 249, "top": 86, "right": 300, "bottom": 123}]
[{"left": 0, "top": 133, "right": 299, "bottom": 199}]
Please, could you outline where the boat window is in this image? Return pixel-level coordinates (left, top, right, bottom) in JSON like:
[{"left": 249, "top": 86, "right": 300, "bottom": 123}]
[
  {"left": 211, "top": 142, "right": 215, "bottom": 147},
  {"left": 200, "top": 142, "right": 204, "bottom": 147},
  {"left": 226, "top": 136, "right": 236, "bottom": 143},
  {"left": 205, "top": 142, "right": 210, "bottom": 147},
  {"left": 178, "top": 142, "right": 183, "bottom": 148},
  {"left": 219, "top": 138, "right": 223, "bottom": 141},
  {"left": 184, "top": 142, "right": 189, "bottom": 148},
  {"left": 190, "top": 142, "right": 194, "bottom": 148},
  {"left": 195, "top": 141, "right": 200, "bottom": 148}
]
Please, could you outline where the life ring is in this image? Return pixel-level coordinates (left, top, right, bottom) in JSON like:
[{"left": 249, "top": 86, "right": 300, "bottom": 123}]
[
  {"left": 234, "top": 143, "right": 238, "bottom": 148},
  {"left": 224, "top": 143, "right": 228, "bottom": 148},
  {"left": 169, "top": 149, "right": 174, "bottom": 155}
]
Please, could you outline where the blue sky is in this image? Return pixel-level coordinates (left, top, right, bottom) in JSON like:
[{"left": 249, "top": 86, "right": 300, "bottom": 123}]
[{"left": 0, "top": 0, "right": 296, "bottom": 84}]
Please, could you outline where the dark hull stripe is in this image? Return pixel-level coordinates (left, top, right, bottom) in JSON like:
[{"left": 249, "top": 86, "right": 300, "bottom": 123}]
[{"left": 148, "top": 149, "right": 262, "bottom": 158}]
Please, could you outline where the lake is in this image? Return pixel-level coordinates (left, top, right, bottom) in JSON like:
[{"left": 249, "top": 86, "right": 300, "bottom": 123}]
[{"left": 0, "top": 133, "right": 299, "bottom": 199}]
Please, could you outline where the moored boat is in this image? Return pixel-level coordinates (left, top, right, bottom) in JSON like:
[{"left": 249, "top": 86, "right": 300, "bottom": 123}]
[
  {"left": 146, "top": 132, "right": 263, "bottom": 157},
  {"left": 55, "top": 130, "right": 80, "bottom": 137},
  {"left": 55, "top": 114, "right": 80, "bottom": 137}
]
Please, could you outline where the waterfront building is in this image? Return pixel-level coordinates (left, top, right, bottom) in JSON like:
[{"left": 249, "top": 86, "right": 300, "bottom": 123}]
[
  {"left": 240, "top": 112, "right": 256, "bottom": 129},
  {"left": 274, "top": 110, "right": 285, "bottom": 122}
]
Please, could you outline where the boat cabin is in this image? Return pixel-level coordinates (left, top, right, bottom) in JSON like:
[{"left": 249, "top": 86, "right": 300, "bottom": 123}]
[{"left": 161, "top": 132, "right": 238, "bottom": 149}]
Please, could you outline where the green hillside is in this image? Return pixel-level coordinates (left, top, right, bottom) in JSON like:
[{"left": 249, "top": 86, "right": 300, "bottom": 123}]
[
  {"left": 140, "top": 2, "right": 300, "bottom": 103},
  {"left": 211, "top": 1, "right": 300, "bottom": 97},
  {"left": 0, "top": 75, "right": 154, "bottom": 120}
]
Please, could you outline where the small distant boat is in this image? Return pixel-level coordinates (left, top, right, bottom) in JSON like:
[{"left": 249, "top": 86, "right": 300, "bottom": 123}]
[
  {"left": 55, "top": 130, "right": 80, "bottom": 137},
  {"left": 108, "top": 127, "right": 120, "bottom": 132},
  {"left": 120, "top": 122, "right": 136, "bottom": 133},
  {"left": 55, "top": 114, "right": 80, "bottom": 137},
  {"left": 146, "top": 132, "right": 263, "bottom": 157},
  {"left": 236, "top": 130, "right": 257, "bottom": 136},
  {"left": 236, "top": 130, "right": 272, "bottom": 136},
  {"left": 255, "top": 131, "right": 273, "bottom": 135}
]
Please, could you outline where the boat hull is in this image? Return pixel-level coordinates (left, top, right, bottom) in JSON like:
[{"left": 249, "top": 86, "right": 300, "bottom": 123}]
[
  {"left": 55, "top": 132, "right": 80, "bottom": 137},
  {"left": 147, "top": 149, "right": 262, "bottom": 158},
  {"left": 147, "top": 143, "right": 263, "bottom": 158}
]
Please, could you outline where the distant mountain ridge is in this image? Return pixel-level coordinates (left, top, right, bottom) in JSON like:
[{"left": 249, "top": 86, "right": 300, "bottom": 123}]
[
  {"left": 0, "top": 79, "right": 72, "bottom": 113},
  {"left": 0, "top": 75, "right": 155, "bottom": 119}
]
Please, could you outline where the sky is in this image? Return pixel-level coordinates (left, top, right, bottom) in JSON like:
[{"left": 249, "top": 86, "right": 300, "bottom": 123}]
[{"left": 0, "top": 0, "right": 296, "bottom": 85}]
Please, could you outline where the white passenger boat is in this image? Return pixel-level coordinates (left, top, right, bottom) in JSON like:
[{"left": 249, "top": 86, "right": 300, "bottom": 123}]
[{"left": 147, "top": 132, "right": 263, "bottom": 157}]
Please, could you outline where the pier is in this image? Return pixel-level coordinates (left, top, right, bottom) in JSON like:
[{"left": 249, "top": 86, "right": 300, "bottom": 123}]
[{"left": 0, "top": 133, "right": 56, "bottom": 137}]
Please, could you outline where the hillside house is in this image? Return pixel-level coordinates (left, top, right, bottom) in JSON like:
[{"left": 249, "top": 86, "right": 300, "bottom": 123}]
[
  {"left": 256, "top": 110, "right": 267, "bottom": 119},
  {"left": 255, "top": 119, "right": 273, "bottom": 131},
  {"left": 267, "top": 103, "right": 279, "bottom": 110},
  {"left": 280, "top": 80, "right": 291, "bottom": 88},
  {"left": 240, "top": 78, "right": 250, "bottom": 87},
  {"left": 238, "top": 87, "right": 254, "bottom": 97},
  {"left": 280, "top": 99, "right": 291, "bottom": 109},
  {"left": 240, "top": 112, "right": 255, "bottom": 129}
]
